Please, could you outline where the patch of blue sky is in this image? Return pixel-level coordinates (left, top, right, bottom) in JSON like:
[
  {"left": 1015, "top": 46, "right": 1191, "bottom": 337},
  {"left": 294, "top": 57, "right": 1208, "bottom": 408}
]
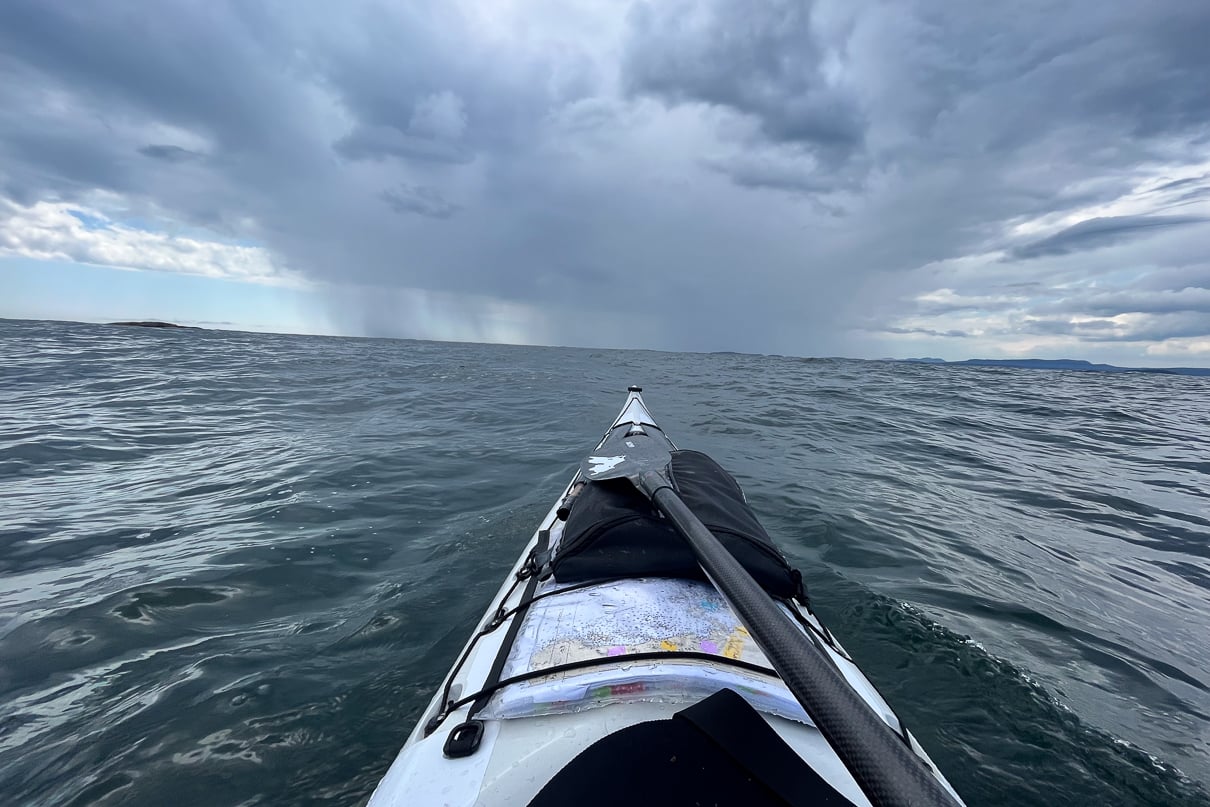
[
  {"left": 68, "top": 210, "right": 260, "bottom": 248},
  {"left": 66, "top": 209, "right": 110, "bottom": 231},
  {"left": 0, "top": 256, "right": 334, "bottom": 335}
]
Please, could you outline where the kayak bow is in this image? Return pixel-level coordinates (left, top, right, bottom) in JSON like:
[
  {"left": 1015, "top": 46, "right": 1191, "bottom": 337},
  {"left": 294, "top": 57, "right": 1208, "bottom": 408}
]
[{"left": 368, "top": 388, "right": 965, "bottom": 807}]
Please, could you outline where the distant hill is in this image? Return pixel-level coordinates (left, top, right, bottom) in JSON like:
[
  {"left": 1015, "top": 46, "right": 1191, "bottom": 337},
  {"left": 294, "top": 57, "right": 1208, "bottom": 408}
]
[
  {"left": 109, "top": 321, "right": 201, "bottom": 330},
  {"left": 898, "top": 357, "right": 1210, "bottom": 376}
]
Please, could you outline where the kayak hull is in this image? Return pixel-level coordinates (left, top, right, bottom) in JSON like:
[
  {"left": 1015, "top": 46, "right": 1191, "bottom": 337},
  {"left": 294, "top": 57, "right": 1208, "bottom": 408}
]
[{"left": 367, "top": 390, "right": 963, "bottom": 806}]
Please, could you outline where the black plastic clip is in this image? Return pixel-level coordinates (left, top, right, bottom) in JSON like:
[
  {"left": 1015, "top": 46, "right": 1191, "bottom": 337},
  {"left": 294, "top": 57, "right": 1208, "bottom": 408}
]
[
  {"left": 487, "top": 605, "right": 509, "bottom": 630},
  {"left": 517, "top": 549, "right": 539, "bottom": 581},
  {"left": 443, "top": 719, "right": 485, "bottom": 758},
  {"left": 423, "top": 710, "right": 446, "bottom": 737}
]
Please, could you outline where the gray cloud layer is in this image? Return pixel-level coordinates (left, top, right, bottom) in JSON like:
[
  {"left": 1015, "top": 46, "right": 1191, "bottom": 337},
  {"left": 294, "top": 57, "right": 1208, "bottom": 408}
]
[
  {"left": 624, "top": 1, "right": 866, "bottom": 153},
  {"left": 2, "top": 0, "right": 1209, "bottom": 360},
  {"left": 1009, "top": 215, "right": 1208, "bottom": 260}
]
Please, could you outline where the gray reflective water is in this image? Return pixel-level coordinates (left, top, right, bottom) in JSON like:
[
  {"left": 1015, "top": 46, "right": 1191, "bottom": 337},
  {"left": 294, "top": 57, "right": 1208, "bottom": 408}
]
[{"left": 1, "top": 319, "right": 1207, "bottom": 805}]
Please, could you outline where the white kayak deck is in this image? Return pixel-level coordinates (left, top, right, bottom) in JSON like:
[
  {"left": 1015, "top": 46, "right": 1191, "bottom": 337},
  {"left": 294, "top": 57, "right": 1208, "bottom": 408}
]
[
  {"left": 368, "top": 507, "right": 919, "bottom": 807},
  {"left": 366, "top": 391, "right": 965, "bottom": 807}
]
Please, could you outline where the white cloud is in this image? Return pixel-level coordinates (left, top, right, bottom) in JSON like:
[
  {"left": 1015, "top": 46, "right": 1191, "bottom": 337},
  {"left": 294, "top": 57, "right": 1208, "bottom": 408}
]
[
  {"left": 0, "top": 199, "right": 301, "bottom": 286},
  {"left": 1144, "top": 337, "right": 1210, "bottom": 358}
]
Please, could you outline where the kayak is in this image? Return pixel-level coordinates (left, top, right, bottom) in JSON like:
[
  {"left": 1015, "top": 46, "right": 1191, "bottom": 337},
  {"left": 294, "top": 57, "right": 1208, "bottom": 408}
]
[{"left": 367, "top": 387, "right": 965, "bottom": 806}]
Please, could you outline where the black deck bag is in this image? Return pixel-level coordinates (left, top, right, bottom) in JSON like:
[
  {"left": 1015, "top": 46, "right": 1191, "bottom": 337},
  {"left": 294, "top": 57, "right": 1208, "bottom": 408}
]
[{"left": 552, "top": 449, "right": 803, "bottom": 598}]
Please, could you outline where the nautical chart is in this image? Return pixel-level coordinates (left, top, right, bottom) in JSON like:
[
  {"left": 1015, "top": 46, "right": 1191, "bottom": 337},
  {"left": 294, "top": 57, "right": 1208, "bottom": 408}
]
[
  {"left": 481, "top": 578, "right": 810, "bottom": 723},
  {"left": 512, "top": 578, "right": 768, "bottom": 669}
]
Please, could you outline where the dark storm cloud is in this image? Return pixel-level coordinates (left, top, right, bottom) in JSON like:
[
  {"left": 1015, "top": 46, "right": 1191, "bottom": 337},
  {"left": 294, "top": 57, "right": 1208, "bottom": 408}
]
[
  {"left": 623, "top": 0, "right": 865, "bottom": 156},
  {"left": 1061, "top": 288, "right": 1210, "bottom": 317},
  {"left": 380, "top": 185, "right": 460, "bottom": 219},
  {"left": 1136, "top": 263, "right": 1210, "bottom": 293},
  {"left": 1009, "top": 216, "right": 1208, "bottom": 260},
  {"left": 2, "top": 0, "right": 1210, "bottom": 359},
  {"left": 312, "top": 5, "right": 598, "bottom": 164},
  {"left": 1152, "top": 176, "right": 1207, "bottom": 194},
  {"left": 334, "top": 126, "right": 473, "bottom": 165},
  {"left": 0, "top": 3, "right": 292, "bottom": 152},
  {"left": 699, "top": 153, "right": 846, "bottom": 197},
  {"left": 138, "top": 145, "right": 204, "bottom": 163},
  {"left": 1019, "top": 312, "right": 1210, "bottom": 343},
  {"left": 1173, "top": 187, "right": 1210, "bottom": 206},
  {"left": 882, "top": 326, "right": 970, "bottom": 338}
]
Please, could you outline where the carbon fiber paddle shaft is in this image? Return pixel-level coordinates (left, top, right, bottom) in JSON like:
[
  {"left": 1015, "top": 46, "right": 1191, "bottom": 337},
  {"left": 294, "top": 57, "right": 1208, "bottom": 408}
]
[{"left": 640, "top": 470, "right": 961, "bottom": 807}]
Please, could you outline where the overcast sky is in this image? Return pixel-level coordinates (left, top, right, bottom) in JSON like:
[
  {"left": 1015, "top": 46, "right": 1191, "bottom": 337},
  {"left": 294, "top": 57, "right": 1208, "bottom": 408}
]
[{"left": 2, "top": 0, "right": 1209, "bottom": 364}]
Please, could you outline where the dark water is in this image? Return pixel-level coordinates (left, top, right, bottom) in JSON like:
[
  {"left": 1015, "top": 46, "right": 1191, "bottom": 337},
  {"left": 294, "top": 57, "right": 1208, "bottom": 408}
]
[{"left": 2, "top": 318, "right": 1208, "bottom": 806}]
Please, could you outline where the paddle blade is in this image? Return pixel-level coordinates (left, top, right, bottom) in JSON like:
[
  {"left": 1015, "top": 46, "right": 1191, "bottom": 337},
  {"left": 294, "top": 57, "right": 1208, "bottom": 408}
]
[{"left": 581, "top": 433, "right": 672, "bottom": 482}]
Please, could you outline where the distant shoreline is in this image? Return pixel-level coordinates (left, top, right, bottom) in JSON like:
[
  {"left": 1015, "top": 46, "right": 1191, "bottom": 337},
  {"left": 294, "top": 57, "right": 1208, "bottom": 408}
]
[
  {"left": 2, "top": 317, "right": 1206, "bottom": 371},
  {"left": 898, "top": 357, "right": 1210, "bottom": 377}
]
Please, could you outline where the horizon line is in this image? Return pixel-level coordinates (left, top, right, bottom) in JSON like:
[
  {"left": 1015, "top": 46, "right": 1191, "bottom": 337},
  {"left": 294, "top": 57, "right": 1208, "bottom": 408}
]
[{"left": 5, "top": 315, "right": 1209, "bottom": 371}]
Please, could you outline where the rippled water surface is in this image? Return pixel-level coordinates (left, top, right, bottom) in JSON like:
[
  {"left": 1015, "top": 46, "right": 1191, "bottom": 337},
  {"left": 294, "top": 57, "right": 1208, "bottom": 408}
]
[{"left": 2, "top": 318, "right": 1208, "bottom": 806}]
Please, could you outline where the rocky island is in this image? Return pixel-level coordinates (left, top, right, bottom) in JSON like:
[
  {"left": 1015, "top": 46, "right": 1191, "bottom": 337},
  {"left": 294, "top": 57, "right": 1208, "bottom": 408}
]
[{"left": 108, "top": 321, "right": 201, "bottom": 329}]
